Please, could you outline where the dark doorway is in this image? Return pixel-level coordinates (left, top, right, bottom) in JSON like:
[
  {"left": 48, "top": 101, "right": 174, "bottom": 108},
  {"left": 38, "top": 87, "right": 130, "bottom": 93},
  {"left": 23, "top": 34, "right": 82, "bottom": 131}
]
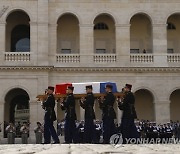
[{"left": 4, "top": 88, "right": 30, "bottom": 137}]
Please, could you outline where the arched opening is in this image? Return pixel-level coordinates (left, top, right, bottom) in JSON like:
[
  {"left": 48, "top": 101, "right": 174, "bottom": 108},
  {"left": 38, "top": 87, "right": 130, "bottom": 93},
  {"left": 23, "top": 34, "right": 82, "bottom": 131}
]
[
  {"left": 4, "top": 88, "right": 30, "bottom": 137},
  {"left": 134, "top": 89, "right": 155, "bottom": 121},
  {"left": 6, "top": 10, "right": 30, "bottom": 52},
  {"left": 57, "top": 13, "right": 79, "bottom": 54},
  {"left": 170, "top": 89, "right": 180, "bottom": 121},
  {"left": 130, "top": 13, "right": 152, "bottom": 54},
  {"left": 93, "top": 14, "right": 115, "bottom": 54},
  {"left": 167, "top": 13, "right": 180, "bottom": 53}
]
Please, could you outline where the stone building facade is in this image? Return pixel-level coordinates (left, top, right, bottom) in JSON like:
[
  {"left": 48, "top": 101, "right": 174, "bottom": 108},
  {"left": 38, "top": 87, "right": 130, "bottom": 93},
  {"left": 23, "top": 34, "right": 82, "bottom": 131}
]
[{"left": 0, "top": 0, "right": 180, "bottom": 140}]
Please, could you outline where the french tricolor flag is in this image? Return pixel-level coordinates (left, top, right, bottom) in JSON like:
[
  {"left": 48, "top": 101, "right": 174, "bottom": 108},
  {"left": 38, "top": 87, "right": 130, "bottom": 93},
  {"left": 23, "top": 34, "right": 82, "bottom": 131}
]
[{"left": 55, "top": 82, "right": 118, "bottom": 94}]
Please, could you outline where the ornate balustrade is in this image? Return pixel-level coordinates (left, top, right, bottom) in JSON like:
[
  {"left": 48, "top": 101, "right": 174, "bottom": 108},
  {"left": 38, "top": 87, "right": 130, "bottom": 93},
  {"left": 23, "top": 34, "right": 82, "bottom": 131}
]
[
  {"left": 56, "top": 54, "right": 80, "bottom": 63},
  {"left": 4, "top": 52, "right": 30, "bottom": 61},
  {"left": 167, "top": 54, "right": 180, "bottom": 63},
  {"left": 130, "top": 54, "right": 154, "bottom": 63},
  {"left": 94, "top": 54, "right": 116, "bottom": 63}
]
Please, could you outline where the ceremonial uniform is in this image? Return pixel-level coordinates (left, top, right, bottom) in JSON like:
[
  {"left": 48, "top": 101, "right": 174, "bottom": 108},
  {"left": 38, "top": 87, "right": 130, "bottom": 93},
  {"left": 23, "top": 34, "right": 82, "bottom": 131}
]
[
  {"left": 80, "top": 91, "right": 95, "bottom": 143},
  {"left": 43, "top": 90, "right": 59, "bottom": 144},
  {"left": 34, "top": 122, "right": 43, "bottom": 144},
  {"left": 61, "top": 92, "right": 77, "bottom": 143},
  {"left": 6, "top": 124, "right": 16, "bottom": 144},
  {"left": 118, "top": 84, "right": 139, "bottom": 142},
  {"left": 99, "top": 87, "right": 116, "bottom": 144},
  {"left": 20, "top": 124, "right": 29, "bottom": 144}
]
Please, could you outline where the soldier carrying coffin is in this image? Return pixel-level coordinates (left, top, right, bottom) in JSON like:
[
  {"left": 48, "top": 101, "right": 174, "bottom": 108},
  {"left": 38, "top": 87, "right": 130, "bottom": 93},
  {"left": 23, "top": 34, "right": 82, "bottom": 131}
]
[
  {"left": 117, "top": 84, "right": 139, "bottom": 143},
  {"left": 80, "top": 85, "right": 96, "bottom": 143},
  {"left": 42, "top": 86, "right": 60, "bottom": 144},
  {"left": 60, "top": 86, "right": 77, "bottom": 143},
  {"left": 99, "top": 84, "right": 116, "bottom": 144}
]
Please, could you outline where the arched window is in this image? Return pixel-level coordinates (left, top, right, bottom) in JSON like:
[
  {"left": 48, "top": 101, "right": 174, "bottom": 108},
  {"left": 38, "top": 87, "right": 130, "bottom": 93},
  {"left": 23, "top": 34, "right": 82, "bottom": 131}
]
[
  {"left": 11, "top": 25, "right": 30, "bottom": 52},
  {"left": 167, "top": 22, "right": 176, "bottom": 30},
  {"left": 94, "top": 22, "right": 109, "bottom": 30}
]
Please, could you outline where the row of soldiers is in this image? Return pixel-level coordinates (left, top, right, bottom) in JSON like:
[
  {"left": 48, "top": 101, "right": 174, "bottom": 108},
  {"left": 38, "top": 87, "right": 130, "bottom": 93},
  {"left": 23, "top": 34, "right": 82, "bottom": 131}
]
[
  {"left": 5, "top": 121, "right": 43, "bottom": 144},
  {"left": 42, "top": 83, "right": 139, "bottom": 144},
  {"left": 135, "top": 120, "right": 180, "bottom": 140}
]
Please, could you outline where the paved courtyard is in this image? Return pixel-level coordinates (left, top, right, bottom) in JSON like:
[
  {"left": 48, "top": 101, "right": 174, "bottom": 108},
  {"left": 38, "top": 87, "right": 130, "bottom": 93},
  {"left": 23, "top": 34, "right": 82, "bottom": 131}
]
[{"left": 0, "top": 144, "right": 180, "bottom": 154}]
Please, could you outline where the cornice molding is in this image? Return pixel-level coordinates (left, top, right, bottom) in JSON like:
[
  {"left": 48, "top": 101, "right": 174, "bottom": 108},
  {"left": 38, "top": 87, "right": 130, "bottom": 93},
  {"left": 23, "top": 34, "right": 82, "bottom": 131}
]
[{"left": 0, "top": 66, "right": 180, "bottom": 73}]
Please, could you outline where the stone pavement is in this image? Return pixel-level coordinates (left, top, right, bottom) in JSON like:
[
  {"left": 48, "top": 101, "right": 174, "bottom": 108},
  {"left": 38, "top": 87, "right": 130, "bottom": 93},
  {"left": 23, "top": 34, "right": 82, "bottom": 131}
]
[{"left": 0, "top": 144, "right": 180, "bottom": 154}]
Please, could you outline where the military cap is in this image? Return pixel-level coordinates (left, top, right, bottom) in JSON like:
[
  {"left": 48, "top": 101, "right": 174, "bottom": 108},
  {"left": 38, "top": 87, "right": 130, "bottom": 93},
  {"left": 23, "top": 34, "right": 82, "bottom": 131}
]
[
  {"left": 67, "top": 86, "right": 74, "bottom": 91},
  {"left": 86, "top": 85, "right": 93, "bottom": 89},
  {"left": 48, "top": 86, "right": 54, "bottom": 91},
  {"left": 106, "top": 84, "right": 113, "bottom": 89},
  {"left": 125, "top": 84, "right": 132, "bottom": 90}
]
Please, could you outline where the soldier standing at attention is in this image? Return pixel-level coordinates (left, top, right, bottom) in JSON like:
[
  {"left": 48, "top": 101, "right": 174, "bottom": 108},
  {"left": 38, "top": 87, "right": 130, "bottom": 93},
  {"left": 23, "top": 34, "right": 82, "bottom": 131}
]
[
  {"left": 99, "top": 84, "right": 116, "bottom": 144},
  {"left": 34, "top": 122, "right": 43, "bottom": 144},
  {"left": 60, "top": 86, "right": 77, "bottom": 143},
  {"left": 6, "top": 122, "right": 16, "bottom": 144},
  {"left": 42, "top": 86, "right": 60, "bottom": 144},
  {"left": 80, "top": 85, "right": 95, "bottom": 143},
  {"left": 118, "top": 84, "right": 139, "bottom": 143}
]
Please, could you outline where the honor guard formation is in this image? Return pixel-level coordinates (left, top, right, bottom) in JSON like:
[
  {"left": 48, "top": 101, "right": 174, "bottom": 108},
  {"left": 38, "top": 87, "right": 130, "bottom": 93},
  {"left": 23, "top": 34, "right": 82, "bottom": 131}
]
[{"left": 2, "top": 83, "right": 180, "bottom": 144}]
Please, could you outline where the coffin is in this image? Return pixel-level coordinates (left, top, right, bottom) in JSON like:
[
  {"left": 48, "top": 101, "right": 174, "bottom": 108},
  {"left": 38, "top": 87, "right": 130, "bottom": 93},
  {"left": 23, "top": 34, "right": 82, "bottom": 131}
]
[
  {"left": 55, "top": 83, "right": 72, "bottom": 94},
  {"left": 37, "top": 82, "right": 122, "bottom": 101}
]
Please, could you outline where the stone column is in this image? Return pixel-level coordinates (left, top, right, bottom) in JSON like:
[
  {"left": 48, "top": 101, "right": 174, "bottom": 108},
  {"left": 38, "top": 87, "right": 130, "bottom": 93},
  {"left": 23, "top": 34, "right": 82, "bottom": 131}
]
[
  {"left": 154, "top": 100, "right": 170, "bottom": 123},
  {"left": 152, "top": 24, "right": 167, "bottom": 66},
  {"left": 30, "top": 22, "right": 38, "bottom": 65},
  {"left": 79, "top": 24, "right": 94, "bottom": 65},
  {"left": 49, "top": 24, "right": 57, "bottom": 65},
  {"left": 0, "top": 103, "right": 4, "bottom": 141},
  {"left": 115, "top": 24, "right": 130, "bottom": 66},
  {"left": 0, "top": 22, "right": 6, "bottom": 63},
  {"left": 37, "top": 0, "right": 49, "bottom": 65}
]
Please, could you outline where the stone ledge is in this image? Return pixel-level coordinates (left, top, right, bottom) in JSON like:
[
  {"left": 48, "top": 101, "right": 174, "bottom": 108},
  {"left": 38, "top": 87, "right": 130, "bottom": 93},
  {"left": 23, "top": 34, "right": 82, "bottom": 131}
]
[{"left": 0, "top": 66, "right": 180, "bottom": 73}]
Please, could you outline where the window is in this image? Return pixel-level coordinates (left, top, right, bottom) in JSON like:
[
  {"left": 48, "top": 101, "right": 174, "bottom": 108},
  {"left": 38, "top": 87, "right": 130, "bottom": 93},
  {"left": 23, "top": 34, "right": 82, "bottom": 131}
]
[
  {"left": 16, "top": 38, "right": 30, "bottom": 52},
  {"left": 61, "top": 49, "right": 71, "bottom": 54},
  {"left": 96, "top": 49, "right": 106, "bottom": 53},
  {"left": 11, "top": 25, "right": 30, "bottom": 52},
  {"left": 130, "top": 49, "right": 140, "bottom": 54},
  {"left": 167, "top": 49, "right": 174, "bottom": 53},
  {"left": 167, "top": 22, "right": 176, "bottom": 30},
  {"left": 94, "top": 22, "right": 109, "bottom": 30}
]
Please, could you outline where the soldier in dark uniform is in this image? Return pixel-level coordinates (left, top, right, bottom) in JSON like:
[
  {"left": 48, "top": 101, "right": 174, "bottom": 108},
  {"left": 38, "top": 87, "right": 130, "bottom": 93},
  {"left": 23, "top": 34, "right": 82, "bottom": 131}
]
[
  {"left": 42, "top": 86, "right": 60, "bottom": 144},
  {"left": 118, "top": 84, "right": 139, "bottom": 143},
  {"left": 80, "top": 85, "right": 95, "bottom": 143},
  {"left": 60, "top": 86, "right": 77, "bottom": 143},
  {"left": 99, "top": 84, "right": 116, "bottom": 144}
]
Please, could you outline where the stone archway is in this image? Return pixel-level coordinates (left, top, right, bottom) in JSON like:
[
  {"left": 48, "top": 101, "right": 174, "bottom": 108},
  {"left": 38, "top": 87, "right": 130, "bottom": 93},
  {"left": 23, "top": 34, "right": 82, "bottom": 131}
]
[
  {"left": 130, "top": 13, "right": 153, "bottom": 53},
  {"left": 170, "top": 89, "right": 180, "bottom": 121},
  {"left": 57, "top": 13, "right": 79, "bottom": 54},
  {"left": 93, "top": 13, "right": 116, "bottom": 54},
  {"left": 167, "top": 13, "right": 180, "bottom": 54},
  {"left": 6, "top": 10, "right": 30, "bottom": 52},
  {"left": 134, "top": 89, "right": 155, "bottom": 121},
  {"left": 4, "top": 88, "right": 30, "bottom": 137}
]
